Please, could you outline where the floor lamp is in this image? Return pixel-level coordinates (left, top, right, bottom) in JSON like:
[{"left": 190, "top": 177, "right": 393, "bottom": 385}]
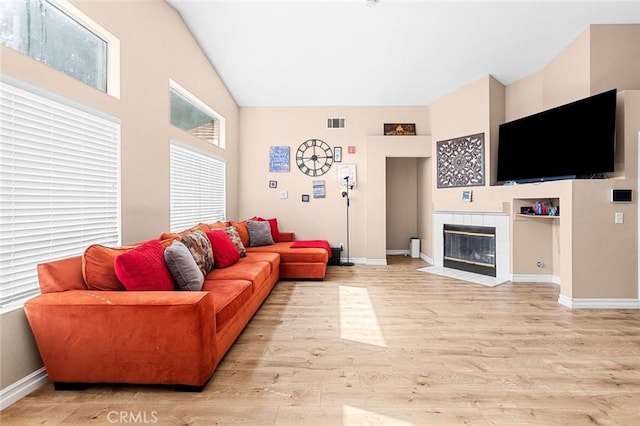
[{"left": 341, "top": 176, "right": 354, "bottom": 266}]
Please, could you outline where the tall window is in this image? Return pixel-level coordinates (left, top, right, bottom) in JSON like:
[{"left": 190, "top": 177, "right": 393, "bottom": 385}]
[
  {"left": 0, "top": 78, "right": 120, "bottom": 311},
  {"left": 170, "top": 143, "right": 225, "bottom": 232},
  {"left": 170, "top": 81, "right": 225, "bottom": 148},
  {"left": 0, "top": 0, "right": 119, "bottom": 96}
]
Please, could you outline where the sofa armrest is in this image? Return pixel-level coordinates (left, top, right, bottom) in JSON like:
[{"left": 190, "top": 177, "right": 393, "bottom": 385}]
[
  {"left": 24, "top": 290, "right": 217, "bottom": 387},
  {"left": 279, "top": 232, "right": 295, "bottom": 242}
]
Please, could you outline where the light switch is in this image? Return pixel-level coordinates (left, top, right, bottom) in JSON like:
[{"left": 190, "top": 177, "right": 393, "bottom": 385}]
[
  {"left": 615, "top": 212, "right": 624, "bottom": 224},
  {"left": 279, "top": 191, "right": 288, "bottom": 199}
]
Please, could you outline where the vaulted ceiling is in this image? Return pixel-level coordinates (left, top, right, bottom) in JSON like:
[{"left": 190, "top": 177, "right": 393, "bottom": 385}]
[{"left": 166, "top": 0, "right": 640, "bottom": 107}]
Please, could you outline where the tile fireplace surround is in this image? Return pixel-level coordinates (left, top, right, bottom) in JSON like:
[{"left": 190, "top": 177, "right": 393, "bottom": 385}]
[{"left": 431, "top": 211, "right": 510, "bottom": 285}]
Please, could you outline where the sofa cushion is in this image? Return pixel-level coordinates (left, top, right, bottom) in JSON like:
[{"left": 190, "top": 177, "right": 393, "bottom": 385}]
[
  {"left": 180, "top": 229, "right": 214, "bottom": 276},
  {"left": 247, "top": 241, "right": 329, "bottom": 263},
  {"left": 82, "top": 244, "right": 137, "bottom": 291},
  {"left": 201, "top": 280, "right": 253, "bottom": 332},
  {"left": 206, "top": 230, "right": 240, "bottom": 268},
  {"left": 241, "top": 252, "right": 280, "bottom": 272},
  {"left": 164, "top": 241, "right": 204, "bottom": 291},
  {"left": 159, "top": 223, "right": 209, "bottom": 241},
  {"left": 229, "top": 221, "right": 250, "bottom": 247},
  {"left": 114, "top": 240, "right": 175, "bottom": 291},
  {"left": 247, "top": 220, "right": 274, "bottom": 247},
  {"left": 222, "top": 226, "right": 247, "bottom": 257},
  {"left": 205, "top": 260, "right": 271, "bottom": 290},
  {"left": 38, "top": 256, "right": 87, "bottom": 293},
  {"left": 256, "top": 217, "right": 281, "bottom": 243},
  {"left": 208, "top": 221, "right": 230, "bottom": 230}
]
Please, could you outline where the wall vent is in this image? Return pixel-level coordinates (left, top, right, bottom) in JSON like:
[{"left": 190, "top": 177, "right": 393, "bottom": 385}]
[{"left": 327, "top": 117, "right": 346, "bottom": 129}]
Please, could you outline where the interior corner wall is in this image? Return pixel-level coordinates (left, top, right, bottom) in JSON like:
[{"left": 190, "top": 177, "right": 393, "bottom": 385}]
[
  {"left": 431, "top": 75, "right": 503, "bottom": 214},
  {"left": 542, "top": 25, "right": 591, "bottom": 108},
  {"left": 417, "top": 157, "right": 433, "bottom": 261},
  {"left": 504, "top": 72, "right": 544, "bottom": 121},
  {"left": 489, "top": 77, "right": 506, "bottom": 186}
]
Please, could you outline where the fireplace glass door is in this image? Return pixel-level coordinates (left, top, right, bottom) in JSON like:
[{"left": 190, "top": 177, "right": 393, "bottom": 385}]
[{"left": 443, "top": 224, "right": 496, "bottom": 277}]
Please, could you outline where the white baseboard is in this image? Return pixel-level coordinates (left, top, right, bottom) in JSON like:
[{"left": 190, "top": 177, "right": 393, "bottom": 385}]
[
  {"left": 558, "top": 295, "right": 640, "bottom": 309},
  {"left": 385, "top": 251, "right": 430, "bottom": 262},
  {"left": 512, "top": 273, "right": 560, "bottom": 284},
  {"left": 0, "top": 367, "right": 48, "bottom": 410},
  {"left": 385, "top": 250, "right": 408, "bottom": 256},
  {"left": 339, "top": 257, "right": 371, "bottom": 265}
]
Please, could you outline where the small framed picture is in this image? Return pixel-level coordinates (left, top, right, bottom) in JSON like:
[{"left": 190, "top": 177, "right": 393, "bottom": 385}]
[
  {"left": 269, "top": 180, "right": 277, "bottom": 189},
  {"left": 301, "top": 194, "right": 310, "bottom": 202},
  {"left": 462, "top": 190, "right": 473, "bottom": 202},
  {"left": 334, "top": 146, "right": 342, "bottom": 163}
]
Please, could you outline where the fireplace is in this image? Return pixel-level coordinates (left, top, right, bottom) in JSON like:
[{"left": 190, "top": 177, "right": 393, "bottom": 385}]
[{"left": 443, "top": 224, "right": 496, "bottom": 277}]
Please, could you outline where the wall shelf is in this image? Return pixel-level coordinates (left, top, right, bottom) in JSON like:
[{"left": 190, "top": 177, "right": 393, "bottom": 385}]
[{"left": 515, "top": 214, "right": 559, "bottom": 219}]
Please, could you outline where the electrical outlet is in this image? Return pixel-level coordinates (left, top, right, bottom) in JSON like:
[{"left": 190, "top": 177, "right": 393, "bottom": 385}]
[
  {"left": 615, "top": 212, "right": 624, "bottom": 224},
  {"left": 339, "top": 243, "right": 344, "bottom": 251}
]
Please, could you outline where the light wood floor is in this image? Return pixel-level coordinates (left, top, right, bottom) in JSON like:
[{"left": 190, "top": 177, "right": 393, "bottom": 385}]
[{"left": 3, "top": 256, "right": 640, "bottom": 425}]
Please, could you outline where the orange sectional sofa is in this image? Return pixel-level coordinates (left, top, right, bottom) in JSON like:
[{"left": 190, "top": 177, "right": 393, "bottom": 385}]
[{"left": 24, "top": 221, "right": 329, "bottom": 391}]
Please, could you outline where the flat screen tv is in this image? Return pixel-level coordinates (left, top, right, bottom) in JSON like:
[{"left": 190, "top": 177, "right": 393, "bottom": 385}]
[{"left": 496, "top": 88, "right": 617, "bottom": 183}]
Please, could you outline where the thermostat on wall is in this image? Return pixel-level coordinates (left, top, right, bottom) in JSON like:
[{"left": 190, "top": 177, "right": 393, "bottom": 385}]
[{"left": 611, "top": 189, "right": 633, "bottom": 203}]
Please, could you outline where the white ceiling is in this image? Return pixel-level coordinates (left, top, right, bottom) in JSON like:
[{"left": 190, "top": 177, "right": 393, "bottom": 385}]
[{"left": 166, "top": 0, "right": 640, "bottom": 107}]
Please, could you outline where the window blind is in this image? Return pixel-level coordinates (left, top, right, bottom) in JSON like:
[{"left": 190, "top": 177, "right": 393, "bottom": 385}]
[
  {"left": 0, "top": 79, "right": 120, "bottom": 310},
  {"left": 169, "top": 142, "right": 225, "bottom": 232}
]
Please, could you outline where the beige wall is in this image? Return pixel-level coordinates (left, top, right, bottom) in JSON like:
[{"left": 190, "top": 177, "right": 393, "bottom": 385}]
[
  {"left": 237, "top": 107, "right": 430, "bottom": 262},
  {"left": 590, "top": 24, "right": 640, "bottom": 95},
  {"left": 542, "top": 26, "right": 591, "bottom": 108},
  {"left": 431, "top": 25, "right": 639, "bottom": 301},
  {"left": 0, "top": 0, "right": 238, "bottom": 391}
]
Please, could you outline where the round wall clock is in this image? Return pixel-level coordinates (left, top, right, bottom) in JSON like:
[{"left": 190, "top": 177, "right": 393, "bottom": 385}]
[{"left": 295, "top": 139, "right": 334, "bottom": 176}]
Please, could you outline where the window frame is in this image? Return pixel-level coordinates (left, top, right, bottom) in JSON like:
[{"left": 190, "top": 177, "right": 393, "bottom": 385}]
[
  {"left": 0, "top": 0, "right": 121, "bottom": 98},
  {"left": 169, "top": 80, "right": 225, "bottom": 149}
]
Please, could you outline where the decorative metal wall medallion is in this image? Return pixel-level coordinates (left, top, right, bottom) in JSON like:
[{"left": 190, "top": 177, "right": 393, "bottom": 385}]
[{"left": 436, "top": 133, "right": 485, "bottom": 188}]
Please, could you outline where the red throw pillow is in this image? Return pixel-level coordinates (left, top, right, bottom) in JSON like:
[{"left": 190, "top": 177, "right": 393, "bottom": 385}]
[
  {"left": 114, "top": 240, "right": 175, "bottom": 291},
  {"left": 257, "top": 217, "right": 281, "bottom": 243},
  {"left": 206, "top": 230, "right": 240, "bottom": 268}
]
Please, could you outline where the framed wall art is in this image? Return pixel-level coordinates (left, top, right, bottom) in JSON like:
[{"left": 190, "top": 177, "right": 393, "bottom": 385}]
[
  {"left": 384, "top": 123, "right": 416, "bottom": 135},
  {"left": 313, "top": 180, "right": 326, "bottom": 198},
  {"left": 436, "top": 132, "right": 485, "bottom": 188},
  {"left": 334, "top": 146, "right": 342, "bottom": 162},
  {"left": 269, "top": 146, "right": 290, "bottom": 172},
  {"left": 337, "top": 164, "right": 357, "bottom": 188}
]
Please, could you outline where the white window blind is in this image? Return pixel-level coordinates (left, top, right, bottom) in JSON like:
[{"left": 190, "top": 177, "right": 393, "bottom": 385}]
[
  {"left": 169, "top": 142, "right": 225, "bottom": 232},
  {"left": 0, "top": 79, "right": 120, "bottom": 310}
]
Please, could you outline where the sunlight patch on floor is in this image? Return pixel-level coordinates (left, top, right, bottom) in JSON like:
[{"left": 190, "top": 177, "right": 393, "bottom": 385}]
[
  {"left": 343, "top": 405, "right": 414, "bottom": 426},
  {"left": 338, "top": 285, "right": 386, "bottom": 347}
]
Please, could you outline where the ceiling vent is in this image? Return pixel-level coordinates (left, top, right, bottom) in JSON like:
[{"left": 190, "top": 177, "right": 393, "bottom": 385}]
[{"left": 327, "top": 117, "right": 346, "bottom": 129}]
